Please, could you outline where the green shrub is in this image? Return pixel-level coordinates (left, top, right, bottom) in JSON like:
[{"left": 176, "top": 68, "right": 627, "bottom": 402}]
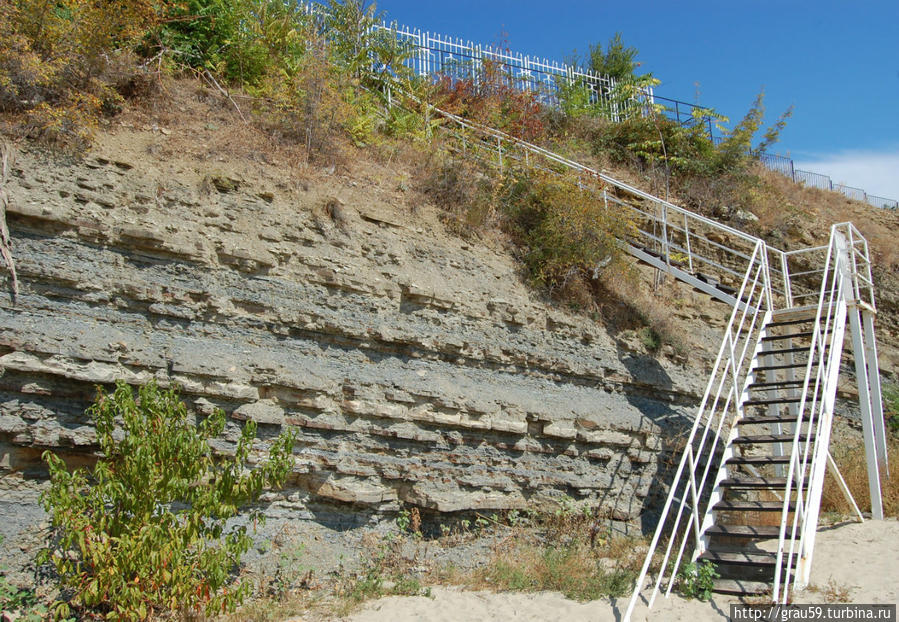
[
  {"left": 500, "top": 170, "right": 630, "bottom": 292},
  {"left": 39, "top": 380, "right": 296, "bottom": 620},
  {"left": 638, "top": 326, "right": 662, "bottom": 351},
  {"left": 676, "top": 560, "right": 719, "bottom": 601},
  {"left": 155, "top": 0, "right": 311, "bottom": 87}
]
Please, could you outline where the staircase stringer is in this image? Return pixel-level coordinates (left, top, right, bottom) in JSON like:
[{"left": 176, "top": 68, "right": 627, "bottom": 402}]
[
  {"left": 848, "top": 304, "right": 886, "bottom": 521},
  {"left": 693, "top": 316, "right": 772, "bottom": 558},
  {"left": 790, "top": 294, "right": 849, "bottom": 592}
]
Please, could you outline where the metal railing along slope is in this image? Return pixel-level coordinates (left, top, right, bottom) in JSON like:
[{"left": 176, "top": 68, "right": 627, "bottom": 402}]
[{"left": 303, "top": 1, "right": 898, "bottom": 208}]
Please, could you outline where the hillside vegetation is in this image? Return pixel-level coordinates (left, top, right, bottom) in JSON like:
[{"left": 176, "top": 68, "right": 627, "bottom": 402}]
[
  {"left": 2, "top": 1, "right": 899, "bottom": 619},
  {"left": 3, "top": 0, "right": 896, "bottom": 355}
]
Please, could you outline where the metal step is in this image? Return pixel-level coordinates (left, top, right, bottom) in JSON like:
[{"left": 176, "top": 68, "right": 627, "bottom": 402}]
[
  {"left": 767, "top": 318, "right": 814, "bottom": 328},
  {"left": 706, "top": 524, "right": 781, "bottom": 538},
  {"left": 700, "top": 550, "right": 795, "bottom": 566},
  {"left": 719, "top": 477, "right": 808, "bottom": 489},
  {"left": 738, "top": 414, "right": 803, "bottom": 425},
  {"left": 769, "top": 306, "right": 818, "bottom": 323},
  {"left": 744, "top": 397, "right": 803, "bottom": 407},
  {"left": 755, "top": 361, "right": 819, "bottom": 372},
  {"left": 713, "top": 500, "right": 795, "bottom": 512},
  {"left": 712, "top": 579, "right": 771, "bottom": 595},
  {"left": 725, "top": 455, "right": 791, "bottom": 466},
  {"left": 733, "top": 433, "right": 814, "bottom": 444},
  {"left": 758, "top": 345, "right": 815, "bottom": 357},
  {"left": 749, "top": 379, "right": 806, "bottom": 390},
  {"left": 761, "top": 330, "right": 826, "bottom": 342}
]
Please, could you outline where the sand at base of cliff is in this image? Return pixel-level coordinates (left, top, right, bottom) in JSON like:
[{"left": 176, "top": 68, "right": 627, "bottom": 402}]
[{"left": 342, "top": 518, "right": 899, "bottom": 621}]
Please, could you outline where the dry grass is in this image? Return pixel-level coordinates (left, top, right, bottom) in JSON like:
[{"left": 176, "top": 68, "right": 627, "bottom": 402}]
[
  {"left": 218, "top": 591, "right": 320, "bottom": 622},
  {"left": 596, "top": 264, "right": 690, "bottom": 355},
  {"left": 821, "top": 437, "right": 899, "bottom": 518},
  {"left": 471, "top": 540, "right": 637, "bottom": 601},
  {"left": 806, "top": 578, "right": 853, "bottom": 603},
  {"left": 754, "top": 167, "right": 899, "bottom": 269},
  {"left": 436, "top": 501, "right": 650, "bottom": 602}
]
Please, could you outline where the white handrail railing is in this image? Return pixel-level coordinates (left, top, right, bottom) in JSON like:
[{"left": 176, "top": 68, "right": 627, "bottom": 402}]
[{"left": 623, "top": 241, "right": 773, "bottom": 619}]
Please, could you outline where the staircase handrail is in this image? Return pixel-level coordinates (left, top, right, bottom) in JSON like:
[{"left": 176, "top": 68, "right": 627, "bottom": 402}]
[
  {"left": 623, "top": 239, "right": 773, "bottom": 620},
  {"left": 411, "top": 98, "right": 798, "bottom": 308},
  {"left": 377, "top": 88, "right": 879, "bottom": 620},
  {"left": 774, "top": 222, "right": 874, "bottom": 601}
]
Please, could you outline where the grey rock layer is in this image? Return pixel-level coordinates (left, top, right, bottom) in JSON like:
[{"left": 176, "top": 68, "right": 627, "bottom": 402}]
[{"left": 0, "top": 147, "right": 713, "bottom": 530}]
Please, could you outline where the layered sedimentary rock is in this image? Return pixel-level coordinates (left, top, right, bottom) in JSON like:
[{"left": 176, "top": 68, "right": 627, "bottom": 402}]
[{"left": 0, "top": 140, "right": 715, "bottom": 531}]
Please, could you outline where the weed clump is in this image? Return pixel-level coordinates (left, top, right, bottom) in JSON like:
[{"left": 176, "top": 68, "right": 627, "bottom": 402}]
[
  {"left": 822, "top": 434, "right": 899, "bottom": 518},
  {"left": 675, "top": 560, "right": 719, "bottom": 601}
]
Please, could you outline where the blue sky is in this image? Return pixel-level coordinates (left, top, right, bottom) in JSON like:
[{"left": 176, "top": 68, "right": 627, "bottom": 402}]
[{"left": 371, "top": 0, "right": 899, "bottom": 200}]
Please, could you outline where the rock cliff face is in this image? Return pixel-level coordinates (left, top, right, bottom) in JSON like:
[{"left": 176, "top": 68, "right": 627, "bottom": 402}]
[{"left": 0, "top": 132, "right": 717, "bottom": 537}]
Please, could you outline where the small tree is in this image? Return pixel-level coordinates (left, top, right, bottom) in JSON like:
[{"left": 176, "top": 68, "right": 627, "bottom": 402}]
[
  {"left": 39, "top": 380, "right": 296, "bottom": 621},
  {"left": 587, "top": 32, "right": 641, "bottom": 83},
  {"left": 559, "top": 33, "right": 651, "bottom": 120},
  {"left": 715, "top": 90, "right": 793, "bottom": 171}
]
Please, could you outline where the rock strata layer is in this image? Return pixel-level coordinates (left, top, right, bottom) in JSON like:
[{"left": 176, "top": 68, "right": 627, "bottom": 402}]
[{"left": 0, "top": 143, "right": 712, "bottom": 533}]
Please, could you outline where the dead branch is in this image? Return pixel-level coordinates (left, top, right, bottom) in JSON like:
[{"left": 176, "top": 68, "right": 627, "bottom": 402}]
[
  {"left": 0, "top": 141, "right": 19, "bottom": 301},
  {"left": 202, "top": 70, "right": 247, "bottom": 123}
]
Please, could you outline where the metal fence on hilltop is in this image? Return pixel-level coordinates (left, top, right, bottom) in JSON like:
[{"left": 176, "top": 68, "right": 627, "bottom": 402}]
[
  {"left": 304, "top": 2, "right": 898, "bottom": 210},
  {"left": 756, "top": 152, "right": 897, "bottom": 208}
]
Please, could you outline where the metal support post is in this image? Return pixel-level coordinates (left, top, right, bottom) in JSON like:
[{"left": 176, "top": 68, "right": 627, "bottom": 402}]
[
  {"left": 862, "top": 309, "right": 888, "bottom": 475},
  {"left": 848, "top": 304, "right": 884, "bottom": 520}
]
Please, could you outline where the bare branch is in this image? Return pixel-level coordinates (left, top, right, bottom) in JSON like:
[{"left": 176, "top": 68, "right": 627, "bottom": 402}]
[
  {"left": 0, "top": 141, "right": 19, "bottom": 301},
  {"left": 202, "top": 70, "right": 247, "bottom": 123}
]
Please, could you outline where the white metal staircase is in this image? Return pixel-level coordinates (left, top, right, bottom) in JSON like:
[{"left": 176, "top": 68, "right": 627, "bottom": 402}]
[
  {"left": 378, "top": 93, "right": 888, "bottom": 613},
  {"left": 622, "top": 224, "right": 888, "bottom": 618}
]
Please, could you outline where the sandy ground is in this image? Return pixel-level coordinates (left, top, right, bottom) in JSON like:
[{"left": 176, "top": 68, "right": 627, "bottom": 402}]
[{"left": 341, "top": 519, "right": 899, "bottom": 621}]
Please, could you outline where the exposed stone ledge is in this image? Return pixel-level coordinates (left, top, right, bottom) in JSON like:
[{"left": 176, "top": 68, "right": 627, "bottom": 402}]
[{"left": 0, "top": 146, "right": 715, "bottom": 527}]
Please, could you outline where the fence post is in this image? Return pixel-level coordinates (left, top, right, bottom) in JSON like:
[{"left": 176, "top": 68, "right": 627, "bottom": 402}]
[{"left": 475, "top": 44, "right": 481, "bottom": 86}]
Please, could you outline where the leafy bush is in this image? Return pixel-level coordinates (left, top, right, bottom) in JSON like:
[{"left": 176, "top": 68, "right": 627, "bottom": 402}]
[
  {"left": 434, "top": 58, "right": 546, "bottom": 141},
  {"left": 582, "top": 90, "right": 791, "bottom": 220},
  {"left": 0, "top": 0, "right": 161, "bottom": 147},
  {"left": 322, "top": 0, "right": 413, "bottom": 86},
  {"left": 500, "top": 170, "right": 630, "bottom": 293},
  {"left": 676, "top": 560, "right": 719, "bottom": 601},
  {"left": 39, "top": 381, "right": 296, "bottom": 620},
  {"left": 556, "top": 33, "right": 657, "bottom": 121},
  {"left": 156, "top": 0, "right": 314, "bottom": 87}
]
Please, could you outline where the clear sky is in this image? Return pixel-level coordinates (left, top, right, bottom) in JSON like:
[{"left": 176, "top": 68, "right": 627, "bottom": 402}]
[{"left": 369, "top": 0, "right": 899, "bottom": 200}]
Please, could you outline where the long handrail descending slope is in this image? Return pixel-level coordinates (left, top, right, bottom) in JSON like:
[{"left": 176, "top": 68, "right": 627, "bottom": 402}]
[{"left": 302, "top": 0, "right": 898, "bottom": 207}]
